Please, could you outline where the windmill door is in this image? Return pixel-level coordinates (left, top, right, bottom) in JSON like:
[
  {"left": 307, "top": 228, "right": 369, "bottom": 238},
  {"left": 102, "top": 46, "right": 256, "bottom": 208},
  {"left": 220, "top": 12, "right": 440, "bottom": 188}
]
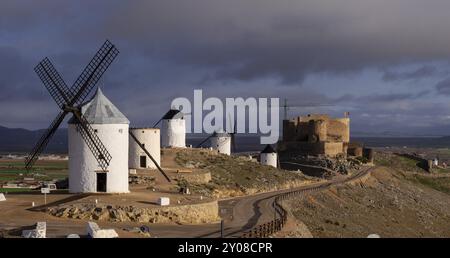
[
  {"left": 97, "top": 173, "right": 107, "bottom": 192},
  {"left": 140, "top": 156, "right": 147, "bottom": 168}
]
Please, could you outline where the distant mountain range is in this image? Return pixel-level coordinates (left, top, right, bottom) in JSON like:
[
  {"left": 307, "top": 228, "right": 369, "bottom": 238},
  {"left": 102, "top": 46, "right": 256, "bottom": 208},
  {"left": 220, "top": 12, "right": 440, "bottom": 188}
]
[
  {"left": 0, "top": 126, "right": 67, "bottom": 154},
  {"left": 1, "top": 125, "right": 450, "bottom": 154},
  {"left": 352, "top": 130, "right": 444, "bottom": 138}
]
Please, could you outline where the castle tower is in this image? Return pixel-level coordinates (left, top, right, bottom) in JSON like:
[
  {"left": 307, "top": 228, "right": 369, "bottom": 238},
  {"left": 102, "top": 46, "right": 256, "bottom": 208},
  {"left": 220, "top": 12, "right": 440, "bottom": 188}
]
[{"left": 308, "top": 119, "right": 327, "bottom": 142}]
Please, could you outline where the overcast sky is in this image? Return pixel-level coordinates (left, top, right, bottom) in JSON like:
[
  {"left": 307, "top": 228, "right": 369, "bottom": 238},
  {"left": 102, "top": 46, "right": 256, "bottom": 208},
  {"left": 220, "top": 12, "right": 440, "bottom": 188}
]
[{"left": 2, "top": 0, "right": 450, "bottom": 135}]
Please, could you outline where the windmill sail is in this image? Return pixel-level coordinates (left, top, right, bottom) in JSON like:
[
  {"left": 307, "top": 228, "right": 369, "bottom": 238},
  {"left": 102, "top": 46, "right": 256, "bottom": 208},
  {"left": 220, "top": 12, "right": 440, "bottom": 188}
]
[
  {"left": 70, "top": 40, "right": 119, "bottom": 107},
  {"left": 196, "top": 134, "right": 214, "bottom": 148},
  {"left": 26, "top": 40, "right": 119, "bottom": 172},
  {"left": 25, "top": 111, "right": 67, "bottom": 170},
  {"left": 73, "top": 112, "right": 112, "bottom": 171},
  {"left": 34, "top": 58, "right": 73, "bottom": 107}
]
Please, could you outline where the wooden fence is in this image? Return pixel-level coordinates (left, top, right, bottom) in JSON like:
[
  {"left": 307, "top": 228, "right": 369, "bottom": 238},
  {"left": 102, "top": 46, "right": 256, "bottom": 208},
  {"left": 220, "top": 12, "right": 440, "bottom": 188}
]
[{"left": 240, "top": 167, "right": 370, "bottom": 238}]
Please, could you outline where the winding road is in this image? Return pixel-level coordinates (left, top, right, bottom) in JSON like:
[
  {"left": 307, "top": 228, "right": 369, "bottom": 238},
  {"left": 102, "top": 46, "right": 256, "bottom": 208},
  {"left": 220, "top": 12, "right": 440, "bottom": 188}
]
[{"left": 149, "top": 167, "right": 375, "bottom": 238}]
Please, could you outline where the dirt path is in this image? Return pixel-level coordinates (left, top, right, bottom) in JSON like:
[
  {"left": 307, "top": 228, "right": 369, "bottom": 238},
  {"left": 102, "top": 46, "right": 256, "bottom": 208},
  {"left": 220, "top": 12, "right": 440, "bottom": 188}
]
[{"left": 197, "top": 166, "right": 374, "bottom": 238}]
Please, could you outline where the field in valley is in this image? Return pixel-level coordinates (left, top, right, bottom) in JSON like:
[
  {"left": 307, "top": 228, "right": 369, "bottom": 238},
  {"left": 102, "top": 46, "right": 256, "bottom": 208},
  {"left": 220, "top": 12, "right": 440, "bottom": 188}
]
[{"left": 0, "top": 159, "right": 68, "bottom": 192}]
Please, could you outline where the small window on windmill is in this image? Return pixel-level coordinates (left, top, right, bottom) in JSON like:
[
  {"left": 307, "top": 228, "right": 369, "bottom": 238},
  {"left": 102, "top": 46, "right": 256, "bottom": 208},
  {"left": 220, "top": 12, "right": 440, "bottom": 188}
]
[
  {"left": 94, "top": 129, "right": 98, "bottom": 133},
  {"left": 142, "top": 130, "right": 145, "bottom": 133}
]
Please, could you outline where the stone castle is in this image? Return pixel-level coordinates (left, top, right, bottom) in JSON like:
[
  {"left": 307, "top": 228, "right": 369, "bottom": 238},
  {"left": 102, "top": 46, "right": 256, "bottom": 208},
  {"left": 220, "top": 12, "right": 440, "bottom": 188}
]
[{"left": 278, "top": 113, "right": 350, "bottom": 157}]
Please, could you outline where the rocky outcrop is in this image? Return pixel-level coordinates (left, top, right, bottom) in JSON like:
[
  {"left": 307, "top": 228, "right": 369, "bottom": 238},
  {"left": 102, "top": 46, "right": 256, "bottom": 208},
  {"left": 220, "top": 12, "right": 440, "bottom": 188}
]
[
  {"left": 211, "top": 179, "right": 315, "bottom": 199},
  {"left": 129, "top": 175, "right": 155, "bottom": 185},
  {"left": 282, "top": 155, "right": 362, "bottom": 175},
  {"left": 177, "top": 172, "right": 211, "bottom": 184},
  {"left": 47, "top": 201, "right": 220, "bottom": 224}
]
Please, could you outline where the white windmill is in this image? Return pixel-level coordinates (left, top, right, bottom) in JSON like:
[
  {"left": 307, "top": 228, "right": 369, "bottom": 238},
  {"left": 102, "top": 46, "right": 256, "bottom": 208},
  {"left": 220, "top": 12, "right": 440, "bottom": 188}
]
[
  {"left": 154, "top": 109, "right": 186, "bottom": 148},
  {"left": 26, "top": 40, "right": 129, "bottom": 193},
  {"left": 260, "top": 145, "right": 278, "bottom": 168}
]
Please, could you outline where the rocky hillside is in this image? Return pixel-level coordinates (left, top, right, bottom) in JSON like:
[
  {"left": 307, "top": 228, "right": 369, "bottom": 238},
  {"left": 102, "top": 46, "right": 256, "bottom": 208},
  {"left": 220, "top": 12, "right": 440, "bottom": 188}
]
[
  {"left": 282, "top": 160, "right": 450, "bottom": 237},
  {"left": 174, "top": 148, "right": 314, "bottom": 198}
]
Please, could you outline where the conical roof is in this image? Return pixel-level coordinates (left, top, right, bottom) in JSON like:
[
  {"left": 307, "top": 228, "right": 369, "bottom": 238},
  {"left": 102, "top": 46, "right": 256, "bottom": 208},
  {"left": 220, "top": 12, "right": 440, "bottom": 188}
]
[
  {"left": 162, "top": 109, "right": 184, "bottom": 120},
  {"left": 69, "top": 88, "right": 129, "bottom": 124},
  {"left": 261, "top": 144, "right": 276, "bottom": 153},
  {"left": 212, "top": 129, "right": 230, "bottom": 138}
]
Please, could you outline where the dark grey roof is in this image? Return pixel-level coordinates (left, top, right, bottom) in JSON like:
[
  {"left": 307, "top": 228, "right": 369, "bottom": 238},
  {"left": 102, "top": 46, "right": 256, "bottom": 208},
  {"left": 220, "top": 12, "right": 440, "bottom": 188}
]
[
  {"left": 212, "top": 131, "right": 230, "bottom": 138},
  {"left": 68, "top": 88, "right": 129, "bottom": 125},
  {"left": 162, "top": 109, "right": 184, "bottom": 120},
  {"left": 261, "top": 145, "right": 276, "bottom": 153}
]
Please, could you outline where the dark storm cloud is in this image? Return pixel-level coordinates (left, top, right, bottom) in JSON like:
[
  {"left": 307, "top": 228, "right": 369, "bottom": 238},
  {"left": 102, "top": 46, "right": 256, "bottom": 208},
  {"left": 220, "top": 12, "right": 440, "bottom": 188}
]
[
  {"left": 331, "top": 90, "right": 446, "bottom": 135},
  {"left": 0, "top": 47, "right": 26, "bottom": 99},
  {"left": 335, "top": 91, "right": 430, "bottom": 103},
  {"left": 351, "top": 100, "right": 450, "bottom": 136},
  {"left": 1, "top": 0, "right": 450, "bottom": 133},
  {"left": 3, "top": 0, "right": 450, "bottom": 84},
  {"left": 0, "top": 46, "right": 48, "bottom": 101},
  {"left": 382, "top": 66, "right": 439, "bottom": 82},
  {"left": 435, "top": 78, "right": 450, "bottom": 95},
  {"left": 99, "top": 0, "right": 450, "bottom": 84}
]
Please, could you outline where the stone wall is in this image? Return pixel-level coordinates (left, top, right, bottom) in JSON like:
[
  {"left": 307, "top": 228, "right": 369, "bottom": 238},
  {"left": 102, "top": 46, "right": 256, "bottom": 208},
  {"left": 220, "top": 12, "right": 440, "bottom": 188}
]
[
  {"left": 47, "top": 200, "right": 220, "bottom": 224},
  {"left": 281, "top": 113, "right": 350, "bottom": 156},
  {"left": 279, "top": 141, "right": 343, "bottom": 157},
  {"left": 323, "top": 142, "right": 345, "bottom": 156},
  {"left": 348, "top": 146, "right": 363, "bottom": 157},
  {"left": 308, "top": 120, "right": 327, "bottom": 142},
  {"left": 334, "top": 118, "right": 350, "bottom": 142},
  {"left": 327, "top": 119, "right": 349, "bottom": 142}
]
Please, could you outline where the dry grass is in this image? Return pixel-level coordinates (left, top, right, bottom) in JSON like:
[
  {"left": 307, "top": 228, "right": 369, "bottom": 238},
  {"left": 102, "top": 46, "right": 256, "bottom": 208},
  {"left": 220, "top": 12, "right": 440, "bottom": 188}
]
[
  {"left": 285, "top": 166, "right": 450, "bottom": 237},
  {"left": 174, "top": 148, "right": 309, "bottom": 196}
]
